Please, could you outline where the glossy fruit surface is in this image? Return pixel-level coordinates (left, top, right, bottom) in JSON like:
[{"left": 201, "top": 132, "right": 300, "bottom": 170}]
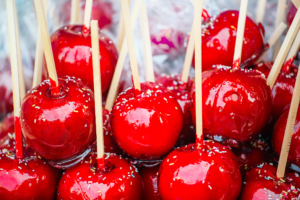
[
  {"left": 0, "top": 148, "right": 61, "bottom": 200},
  {"left": 190, "top": 67, "right": 272, "bottom": 147},
  {"left": 45, "top": 25, "right": 118, "bottom": 93},
  {"left": 111, "top": 82, "right": 183, "bottom": 160},
  {"left": 0, "top": 113, "right": 15, "bottom": 150},
  {"left": 239, "top": 163, "right": 300, "bottom": 200},
  {"left": 20, "top": 77, "right": 96, "bottom": 161},
  {"left": 158, "top": 140, "right": 242, "bottom": 200},
  {"left": 192, "top": 10, "right": 265, "bottom": 71},
  {"left": 57, "top": 153, "right": 143, "bottom": 200},
  {"left": 140, "top": 164, "right": 161, "bottom": 200}
]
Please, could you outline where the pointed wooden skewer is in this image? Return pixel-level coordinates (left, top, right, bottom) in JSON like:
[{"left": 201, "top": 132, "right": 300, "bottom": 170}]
[
  {"left": 12, "top": 0, "right": 25, "bottom": 100},
  {"left": 256, "top": 0, "right": 267, "bottom": 24},
  {"left": 277, "top": 62, "right": 300, "bottom": 178},
  {"left": 117, "top": 0, "right": 131, "bottom": 53},
  {"left": 34, "top": 0, "right": 59, "bottom": 95},
  {"left": 232, "top": 0, "right": 249, "bottom": 69},
  {"left": 273, "top": 0, "right": 287, "bottom": 60},
  {"left": 195, "top": 0, "right": 204, "bottom": 147},
  {"left": 285, "top": 29, "right": 300, "bottom": 66},
  {"left": 6, "top": 0, "right": 23, "bottom": 158},
  {"left": 181, "top": 19, "right": 195, "bottom": 84},
  {"left": 71, "top": 0, "right": 81, "bottom": 24},
  {"left": 104, "top": 0, "right": 142, "bottom": 111},
  {"left": 32, "top": 0, "right": 48, "bottom": 89},
  {"left": 91, "top": 20, "right": 105, "bottom": 170},
  {"left": 256, "top": 22, "right": 287, "bottom": 63},
  {"left": 121, "top": 0, "right": 140, "bottom": 91},
  {"left": 139, "top": 2, "right": 154, "bottom": 82},
  {"left": 83, "top": 0, "right": 93, "bottom": 33},
  {"left": 267, "top": 6, "right": 300, "bottom": 89}
]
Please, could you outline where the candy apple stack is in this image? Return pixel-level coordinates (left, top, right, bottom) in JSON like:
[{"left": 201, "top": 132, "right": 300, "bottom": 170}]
[
  {"left": 110, "top": 0, "right": 183, "bottom": 160},
  {"left": 158, "top": 1, "right": 242, "bottom": 199},
  {"left": 0, "top": 1, "right": 61, "bottom": 199},
  {"left": 20, "top": 0, "right": 96, "bottom": 168},
  {"left": 57, "top": 21, "right": 143, "bottom": 200}
]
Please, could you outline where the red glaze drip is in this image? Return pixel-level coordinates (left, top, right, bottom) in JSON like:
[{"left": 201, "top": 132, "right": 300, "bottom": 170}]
[
  {"left": 233, "top": 58, "right": 241, "bottom": 69},
  {"left": 282, "top": 57, "right": 296, "bottom": 73},
  {"left": 20, "top": 77, "right": 96, "bottom": 161},
  {"left": 14, "top": 116, "right": 22, "bottom": 159},
  {"left": 140, "top": 164, "right": 161, "bottom": 200},
  {"left": 0, "top": 148, "right": 62, "bottom": 200},
  {"left": 82, "top": 24, "right": 89, "bottom": 35},
  {"left": 158, "top": 141, "right": 242, "bottom": 200},
  {"left": 190, "top": 67, "right": 272, "bottom": 147},
  {"left": 49, "top": 77, "right": 60, "bottom": 96},
  {"left": 97, "top": 157, "right": 105, "bottom": 171},
  {"left": 44, "top": 25, "right": 118, "bottom": 93},
  {"left": 57, "top": 153, "right": 143, "bottom": 200},
  {"left": 111, "top": 82, "right": 184, "bottom": 160},
  {"left": 240, "top": 163, "right": 300, "bottom": 199}
]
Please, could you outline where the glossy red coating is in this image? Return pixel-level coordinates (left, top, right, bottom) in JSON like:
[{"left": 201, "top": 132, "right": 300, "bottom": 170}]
[
  {"left": 0, "top": 70, "right": 13, "bottom": 119},
  {"left": 45, "top": 25, "right": 118, "bottom": 93},
  {"left": 0, "top": 113, "right": 15, "bottom": 150},
  {"left": 252, "top": 61, "right": 273, "bottom": 78},
  {"left": 20, "top": 77, "right": 96, "bottom": 161},
  {"left": 232, "top": 137, "right": 272, "bottom": 175},
  {"left": 14, "top": 116, "right": 23, "bottom": 158},
  {"left": 111, "top": 82, "right": 183, "bottom": 160},
  {"left": 140, "top": 164, "right": 161, "bottom": 200},
  {"left": 192, "top": 10, "right": 265, "bottom": 71},
  {"left": 158, "top": 140, "right": 242, "bottom": 200},
  {"left": 239, "top": 163, "right": 300, "bottom": 199},
  {"left": 57, "top": 153, "right": 143, "bottom": 200},
  {"left": 190, "top": 67, "right": 272, "bottom": 147},
  {"left": 156, "top": 74, "right": 196, "bottom": 146},
  {"left": 272, "top": 109, "right": 300, "bottom": 167},
  {"left": 0, "top": 148, "right": 61, "bottom": 200}
]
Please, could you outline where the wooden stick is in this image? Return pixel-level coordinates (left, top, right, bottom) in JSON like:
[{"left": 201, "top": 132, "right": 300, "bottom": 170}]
[
  {"left": 267, "top": 7, "right": 300, "bottom": 89},
  {"left": 71, "top": 0, "right": 81, "bottom": 24},
  {"left": 285, "top": 29, "right": 300, "bottom": 64},
  {"left": 256, "top": 22, "right": 287, "bottom": 63},
  {"left": 91, "top": 20, "right": 105, "bottom": 170},
  {"left": 292, "top": 0, "right": 300, "bottom": 8},
  {"left": 117, "top": 0, "right": 130, "bottom": 53},
  {"left": 195, "top": 0, "right": 204, "bottom": 146},
  {"left": 277, "top": 62, "right": 300, "bottom": 178},
  {"left": 34, "top": 0, "right": 59, "bottom": 95},
  {"left": 6, "top": 0, "right": 23, "bottom": 158},
  {"left": 104, "top": 0, "right": 142, "bottom": 111},
  {"left": 233, "top": 0, "right": 249, "bottom": 69},
  {"left": 181, "top": 19, "right": 195, "bottom": 83},
  {"left": 83, "top": 0, "right": 93, "bottom": 33},
  {"left": 139, "top": 2, "right": 154, "bottom": 82},
  {"left": 273, "top": 0, "right": 287, "bottom": 60},
  {"left": 32, "top": 0, "right": 48, "bottom": 89},
  {"left": 256, "top": 0, "right": 267, "bottom": 24},
  {"left": 120, "top": 0, "right": 141, "bottom": 91}
]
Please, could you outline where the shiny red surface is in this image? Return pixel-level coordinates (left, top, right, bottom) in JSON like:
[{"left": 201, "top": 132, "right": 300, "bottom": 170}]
[
  {"left": 156, "top": 74, "right": 196, "bottom": 146},
  {"left": 239, "top": 163, "right": 300, "bottom": 199},
  {"left": 0, "top": 113, "right": 15, "bottom": 150},
  {"left": 140, "top": 164, "right": 161, "bottom": 200},
  {"left": 20, "top": 77, "right": 96, "bottom": 161},
  {"left": 193, "top": 10, "right": 265, "bottom": 71},
  {"left": 14, "top": 116, "right": 23, "bottom": 158},
  {"left": 57, "top": 153, "right": 143, "bottom": 200},
  {"left": 111, "top": 82, "right": 183, "bottom": 160},
  {"left": 158, "top": 141, "right": 242, "bottom": 200},
  {"left": 252, "top": 61, "right": 273, "bottom": 78},
  {"left": 272, "top": 109, "right": 300, "bottom": 167},
  {"left": 45, "top": 25, "right": 118, "bottom": 93},
  {"left": 190, "top": 68, "right": 272, "bottom": 147},
  {"left": 232, "top": 137, "right": 272, "bottom": 175},
  {"left": 0, "top": 70, "right": 13, "bottom": 119},
  {"left": 0, "top": 148, "right": 61, "bottom": 200},
  {"left": 86, "top": 0, "right": 113, "bottom": 30}
]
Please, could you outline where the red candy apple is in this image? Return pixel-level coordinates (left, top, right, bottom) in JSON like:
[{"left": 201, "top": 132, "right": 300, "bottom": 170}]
[
  {"left": 111, "top": 82, "right": 184, "bottom": 160},
  {"left": 57, "top": 153, "right": 143, "bottom": 200},
  {"left": 239, "top": 163, "right": 300, "bottom": 199},
  {"left": 0, "top": 70, "right": 13, "bottom": 119},
  {"left": 156, "top": 74, "right": 195, "bottom": 146},
  {"left": 20, "top": 76, "right": 96, "bottom": 161},
  {"left": 193, "top": 10, "right": 265, "bottom": 71},
  {"left": 45, "top": 25, "right": 118, "bottom": 93},
  {"left": 0, "top": 148, "right": 61, "bottom": 200},
  {"left": 190, "top": 67, "right": 272, "bottom": 147},
  {"left": 158, "top": 140, "right": 242, "bottom": 200},
  {"left": 140, "top": 164, "right": 161, "bottom": 200}
]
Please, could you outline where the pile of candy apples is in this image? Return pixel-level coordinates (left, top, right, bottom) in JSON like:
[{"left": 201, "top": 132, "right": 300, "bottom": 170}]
[{"left": 2, "top": 1, "right": 300, "bottom": 200}]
